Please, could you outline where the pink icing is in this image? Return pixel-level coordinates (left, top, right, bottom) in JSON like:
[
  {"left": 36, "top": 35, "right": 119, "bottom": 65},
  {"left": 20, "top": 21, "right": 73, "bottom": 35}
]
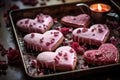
[
  {"left": 37, "top": 46, "right": 77, "bottom": 71},
  {"left": 61, "top": 14, "right": 90, "bottom": 27},
  {"left": 23, "top": 30, "right": 64, "bottom": 51},
  {"left": 16, "top": 13, "right": 53, "bottom": 33},
  {"left": 72, "top": 24, "right": 109, "bottom": 45}
]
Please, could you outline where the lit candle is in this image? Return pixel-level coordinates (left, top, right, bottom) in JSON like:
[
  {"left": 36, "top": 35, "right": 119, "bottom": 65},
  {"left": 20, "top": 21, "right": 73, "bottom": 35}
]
[{"left": 90, "top": 3, "right": 111, "bottom": 12}]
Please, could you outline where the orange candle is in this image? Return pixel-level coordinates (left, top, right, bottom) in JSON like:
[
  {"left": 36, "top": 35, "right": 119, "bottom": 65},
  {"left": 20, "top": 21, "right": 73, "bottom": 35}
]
[{"left": 90, "top": 3, "right": 111, "bottom": 12}]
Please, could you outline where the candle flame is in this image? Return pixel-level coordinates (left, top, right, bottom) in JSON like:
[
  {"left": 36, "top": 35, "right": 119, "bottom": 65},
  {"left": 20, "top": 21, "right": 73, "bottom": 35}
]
[{"left": 98, "top": 4, "right": 102, "bottom": 11}]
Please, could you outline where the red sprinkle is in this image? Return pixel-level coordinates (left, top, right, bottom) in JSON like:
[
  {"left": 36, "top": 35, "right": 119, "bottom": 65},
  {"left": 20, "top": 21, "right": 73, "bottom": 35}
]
[
  {"left": 46, "top": 42, "right": 50, "bottom": 46},
  {"left": 31, "top": 33, "right": 34, "bottom": 38},
  {"left": 40, "top": 37, "right": 44, "bottom": 43},
  {"left": 77, "top": 29, "right": 81, "bottom": 33},
  {"left": 54, "top": 58, "right": 59, "bottom": 64},
  {"left": 92, "top": 34, "right": 95, "bottom": 36},
  {"left": 58, "top": 52, "right": 62, "bottom": 56},
  {"left": 33, "top": 23, "right": 36, "bottom": 25},
  {"left": 56, "top": 56, "right": 60, "bottom": 60},
  {"left": 20, "top": 21, "right": 23, "bottom": 24},
  {"left": 91, "top": 28, "right": 95, "bottom": 32},
  {"left": 64, "top": 56, "right": 68, "bottom": 60},
  {"left": 64, "top": 53, "right": 67, "bottom": 57},
  {"left": 54, "top": 32, "right": 59, "bottom": 37},
  {"left": 29, "top": 24, "right": 33, "bottom": 27},
  {"left": 69, "top": 49, "right": 74, "bottom": 53},
  {"left": 74, "top": 56, "right": 76, "bottom": 59},
  {"left": 50, "top": 38, "right": 55, "bottom": 43},
  {"left": 37, "top": 14, "right": 44, "bottom": 23},
  {"left": 98, "top": 27, "right": 103, "bottom": 33}
]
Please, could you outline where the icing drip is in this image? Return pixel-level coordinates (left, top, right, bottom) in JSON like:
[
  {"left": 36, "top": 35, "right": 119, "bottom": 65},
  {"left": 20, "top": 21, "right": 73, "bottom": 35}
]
[
  {"left": 23, "top": 30, "right": 64, "bottom": 51},
  {"left": 16, "top": 13, "right": 53, "bottom": 33},
  {"left": 37, "top": 46, "right": 77, "bottom": 71},
  {"left": 72, "top": 24, "right": 109, "bottom": 45}
]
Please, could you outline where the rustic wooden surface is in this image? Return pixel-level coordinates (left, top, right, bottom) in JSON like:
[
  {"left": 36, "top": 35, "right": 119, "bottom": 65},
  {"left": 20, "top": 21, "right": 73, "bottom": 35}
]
[{"left": 0, "top": 0, "right": 120, "bottom": 80}]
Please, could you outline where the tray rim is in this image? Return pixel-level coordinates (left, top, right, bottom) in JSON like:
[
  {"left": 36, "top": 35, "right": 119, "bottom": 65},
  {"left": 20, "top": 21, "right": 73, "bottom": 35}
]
[{"left": 9, "top": 1, "right": 120, "bottom": 79}]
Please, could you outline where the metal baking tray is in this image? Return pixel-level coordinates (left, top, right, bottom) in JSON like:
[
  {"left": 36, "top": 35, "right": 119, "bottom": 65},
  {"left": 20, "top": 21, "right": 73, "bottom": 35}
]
[{"left": 9, "top": 0, "right": 120, "bottom": 79}]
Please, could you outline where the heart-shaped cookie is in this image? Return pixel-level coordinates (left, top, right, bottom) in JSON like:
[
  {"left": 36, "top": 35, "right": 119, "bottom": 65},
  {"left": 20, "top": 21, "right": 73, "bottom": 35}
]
[
  {"left": 83, "top": 43, "right": 119, "bottom": 65},
  {"left": 61, "top": 14, "right": 91, "bottom": 28},
  {"left": 37, "top": 46, "right": 77, "bottom": 71},
  {"left": 16, "top": 13, "right": 53, "bottom": 33},
  {"left": 72, "top": 24, "right": 110, "bottom": 45},
  {"left": 23, "top": 30, "right": 64, "bottom": 51}
]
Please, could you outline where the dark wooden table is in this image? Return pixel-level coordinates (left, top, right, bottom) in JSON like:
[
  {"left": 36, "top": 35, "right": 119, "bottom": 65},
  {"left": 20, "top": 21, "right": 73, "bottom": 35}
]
[{"left": 0, "top": 0, "right": 120, "bottom": 80}]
